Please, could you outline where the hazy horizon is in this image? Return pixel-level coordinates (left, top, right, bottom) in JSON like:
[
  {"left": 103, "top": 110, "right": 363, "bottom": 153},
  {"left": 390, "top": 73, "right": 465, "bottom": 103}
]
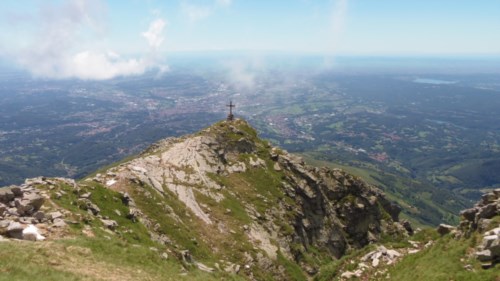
[{"left": 1, "top": 0, "right": 499, "bottom": 80}]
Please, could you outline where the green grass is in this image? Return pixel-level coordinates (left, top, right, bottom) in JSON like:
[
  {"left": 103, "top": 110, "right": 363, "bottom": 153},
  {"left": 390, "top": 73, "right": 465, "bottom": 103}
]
[
  {"left": 219, "top": 191, "right": 253, "bottom": 224},
  {"left": 0, "top": 241, "right": 82, "bottom": 281},
  {"left": 277, "top": 251, "right": 308, "bottom": 281},
  {"left": 410, "top": 228, "right": 440, "bottom": 242},
  {"left": 0, "top": 236, "right": 236, "bottom": 281},
  {"left": 387, "top": 235, "right": 499, "bottom": 281},
  {"left": 315, "top": 227, "right": 500, "bottom": 281},
  {"left": 43, "top": 180, "right": 154, "bottom": 245},
  {"left": 129, "top": 182, "right": 276, "bottom": 279},
  {"left": 314, "top": 245, "right": 376, "bottom": 281},
  {"left": 89, "top": 182, "right": 156, "bottom": 244},
  {"left": 130, "top": 183, "right": 214, "bottom": 259},
  {"left": 0, "top": 178, "right": 243, "bottom": 281}
]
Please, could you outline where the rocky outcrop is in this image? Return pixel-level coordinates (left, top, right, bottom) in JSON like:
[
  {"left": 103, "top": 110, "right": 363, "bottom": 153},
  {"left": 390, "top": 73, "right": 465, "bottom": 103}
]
[
  {"left": 459, "top": 189, "right": 500, "bottom": 234},
  {"left": 1, "top": 183, "right": 47, "bottom": 241},
  {"left": 362, "top": 245, "right": 401, "bottom": 267},
  {"left": 475, "top": 227, "right": 500, "bottom": 268},
  {"left": 275, "top": 151, "right": 407, "bottom": 259},
  {"left": 437, "top": 224, "right": 456, "bottom": 236},
  {"left": 334, "top": 242, "right": 430, "bottom": 280},
  {"left": 0, "top": 177, "right": 76, "bottom": 240},
  {"left": 457, "top": 188, "right": 500, "bottom": 268}
]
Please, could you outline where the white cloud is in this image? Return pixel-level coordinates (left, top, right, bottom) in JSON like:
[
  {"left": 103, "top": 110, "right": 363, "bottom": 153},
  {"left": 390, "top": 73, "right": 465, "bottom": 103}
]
[
  {"left": 223, "top": 56, "right": 265, "bottom": 90},
  {"left": 5, "top": 0, "right": 167, "bottom": 80},
  {"left": 142, "top": 19, "right": 166, "bottom": 50},
  {"left": 68, "top": 51, "right": 148, "bottom": 80},
  {"left": 226, "top": 61, "right": 255, "bottom": 89}
]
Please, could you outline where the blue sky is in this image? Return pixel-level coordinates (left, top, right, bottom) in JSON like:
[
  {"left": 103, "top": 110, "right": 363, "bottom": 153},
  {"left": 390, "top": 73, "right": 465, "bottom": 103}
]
[{"left": 0, "top": 0, "right": 499, "bottom": 79}]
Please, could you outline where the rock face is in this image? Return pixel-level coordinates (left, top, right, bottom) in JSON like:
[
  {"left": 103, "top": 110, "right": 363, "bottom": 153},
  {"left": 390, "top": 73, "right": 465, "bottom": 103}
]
[
  {"left": 458, "top": 188, "right": 500, "bottom": 268},
  {"left": 275, "top": 152, "right": 405, "bottom": 258},
  {"left": 459, "top": 189, "right": 500, "bottom": 234}
]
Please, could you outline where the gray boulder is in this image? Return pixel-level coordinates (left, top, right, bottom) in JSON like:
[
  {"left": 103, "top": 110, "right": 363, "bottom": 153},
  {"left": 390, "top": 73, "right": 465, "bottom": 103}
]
[
  {"left": 460, "top": 208, "right": 477, "bottom": 222},
  {"left": 77, "top": 199, "right": 100, "bottom": 215},
  {"left": 33, "top": 211, "right": 45, "bottom": 222},
  {"left": 48, "top": 211, "right": 63, "bottom": 220},
  {"left": 0, "top": 188, "right": 15, "bottom": 203},
  {"left": 477, "top": 204, "right": 498, "bottom": 219},
  {"left": 475, "top": 249, "right": 492, "bottom": 262},
  {"left": 23, "top": 193, "right": 45, "bottom": 211},
  {"left": 14, "top": 199, "right": 34, "bottom": 216},
  {"left": 52, "top": 218, "right": 67, "bottom": 228},
  {"left": 0, "top": 203, "right": 6, "bottom": 216},
  {"left": 437, "top": 224, "right": 456, "bottom": 236},
  {"left": 7, "top": 221, "right": 24, "bottom": 239},
  {"left": 11, "top": 186, "right": 23, "bottom": 197},
  {"left": 101, "top": 219, "right": 118, "bottom": 230},
  {"left": 474, "top": 226, "right": 500, "bottom": 266}
]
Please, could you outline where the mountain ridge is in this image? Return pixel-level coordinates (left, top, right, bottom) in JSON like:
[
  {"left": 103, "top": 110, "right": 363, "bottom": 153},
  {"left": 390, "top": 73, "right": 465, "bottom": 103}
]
[
  {"left": 0, "top": 118, "right": 413, "bottom": 280},
  {"left": 88, "top": 119, "right": 411, "bottom": 275}
]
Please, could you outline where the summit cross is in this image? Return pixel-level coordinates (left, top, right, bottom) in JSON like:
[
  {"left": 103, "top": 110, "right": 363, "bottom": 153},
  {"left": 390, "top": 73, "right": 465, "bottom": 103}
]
[{"left": 226, "top": 100, "right": 235, "bottom": 121}]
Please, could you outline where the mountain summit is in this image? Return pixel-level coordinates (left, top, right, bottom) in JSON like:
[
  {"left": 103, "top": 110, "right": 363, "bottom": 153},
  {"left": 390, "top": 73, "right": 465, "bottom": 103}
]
[
  {"left": 0, "top": 119, "right": 410, "bottom": 280},
  {"left": 85, "top": 119, "right": 410, "bottom": 278}
]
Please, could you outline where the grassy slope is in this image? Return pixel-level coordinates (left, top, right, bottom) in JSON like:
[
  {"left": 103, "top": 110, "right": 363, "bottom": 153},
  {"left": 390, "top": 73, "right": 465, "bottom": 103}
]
[
  {"left": 387, "top": 235, "right": 499, "bottom": 281},
  {"left": 315, "top": 228, "right": 500, "bottom": 281},
  {"left": 0, "top": 238, "right": 215, "bottom": 281},
  {"left": 0, "top": 180, "right": 239, "bottom": 281},
  {"left": 200, "top": 120, "right": 309, "bottom": 280}
]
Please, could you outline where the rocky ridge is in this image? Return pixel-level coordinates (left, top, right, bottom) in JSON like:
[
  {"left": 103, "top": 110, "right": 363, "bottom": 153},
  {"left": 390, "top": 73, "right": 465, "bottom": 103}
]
[
  {"left": 0, "top": 119, "right": 410, "bottom": 280},
  {"left": 86, "top": 119, "right": 410, "bottom": 278}
]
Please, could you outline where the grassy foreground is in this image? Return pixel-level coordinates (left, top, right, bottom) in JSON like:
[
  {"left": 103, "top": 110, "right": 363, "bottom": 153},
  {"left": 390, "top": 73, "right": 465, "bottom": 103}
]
[
  {"left": 386, "top": 234, "right": 499, "bottom": 281},
  {"left": 0, "top": 238, "right": 236, "bottom": 281}
]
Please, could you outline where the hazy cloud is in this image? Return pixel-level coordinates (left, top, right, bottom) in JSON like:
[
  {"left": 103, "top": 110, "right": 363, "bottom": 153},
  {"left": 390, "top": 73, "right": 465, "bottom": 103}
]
[
  {"left": 323, "top": 0, "right": 348, "bottom": 68},
  {"left": 327, "top": 0, "right": 348, "bottom": 53},
  {"left": 142, "top": 19, "right": 166, "bottom": 50},
  {"left": 5, "top": 0, "right": 167, "bottom": 80},
  {"left": 226, "top": 61, "right": 256, "bottom": 89},
  {"left": 223, "top": 56, "right": 265, "bottom": 90}
]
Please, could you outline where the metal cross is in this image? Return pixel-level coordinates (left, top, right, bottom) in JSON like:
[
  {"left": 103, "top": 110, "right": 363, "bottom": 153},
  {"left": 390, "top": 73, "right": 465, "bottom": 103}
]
[{"left": 226, "top": 100, "right": 235, "bottom": 121}]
